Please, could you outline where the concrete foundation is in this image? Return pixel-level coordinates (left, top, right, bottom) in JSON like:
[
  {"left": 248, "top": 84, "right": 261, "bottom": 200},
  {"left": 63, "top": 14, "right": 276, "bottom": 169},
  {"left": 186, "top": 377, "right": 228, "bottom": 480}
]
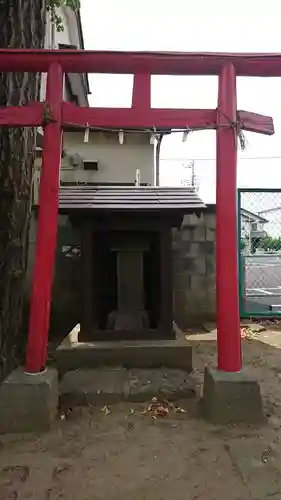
[
  {"left": 202, "top": 366, "right": 263, "bottom": 424},
  {"left": 60, "top": 367, "right": 196, "bottom": 407},
  {"left": 56, "top": 323, "right": 193, "bottom": 374},
  {"left": 0, "top": 367, "right": 58, "bottom": 433}
]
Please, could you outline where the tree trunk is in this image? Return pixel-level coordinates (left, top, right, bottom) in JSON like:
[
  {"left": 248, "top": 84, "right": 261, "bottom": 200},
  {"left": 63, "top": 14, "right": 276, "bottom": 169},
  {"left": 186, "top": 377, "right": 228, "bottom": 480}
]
[{"left": 0, "top": 0, "right": 46, "bottom": 381}]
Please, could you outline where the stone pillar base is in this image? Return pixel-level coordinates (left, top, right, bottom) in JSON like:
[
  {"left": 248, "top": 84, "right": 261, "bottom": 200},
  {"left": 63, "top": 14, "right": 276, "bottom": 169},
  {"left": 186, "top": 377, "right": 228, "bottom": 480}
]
[
  {"left": 0, "top": 367, "right": 58, "bottom": 433},
  {"left": 202, "top": 366, "right": 263, "bottom": 424}
]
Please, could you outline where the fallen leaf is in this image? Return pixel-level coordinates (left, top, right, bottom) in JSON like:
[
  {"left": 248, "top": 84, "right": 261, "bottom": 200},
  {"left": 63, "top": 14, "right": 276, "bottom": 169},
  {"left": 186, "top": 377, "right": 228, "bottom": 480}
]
[
  {"left": 175, "top": 407, "right": 186, "bottom": 413},
  {"left": 143, "top": 397, "right": 184, "bottom": 419},
  {"left": 101, "top": 405, "right": 111, "bottom": 416},
  {"left": 241, "top": 327, "right": 252, "bottom": 340},
  {"left": 156, "top": 405, "right": 169, "bottom": 416}
]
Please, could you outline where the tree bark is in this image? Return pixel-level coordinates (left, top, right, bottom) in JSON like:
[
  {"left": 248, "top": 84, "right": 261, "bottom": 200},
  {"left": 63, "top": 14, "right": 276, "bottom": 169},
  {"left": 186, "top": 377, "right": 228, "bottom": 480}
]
[{"left": 0, "top": 0, "right": 46, "bottom": 380}]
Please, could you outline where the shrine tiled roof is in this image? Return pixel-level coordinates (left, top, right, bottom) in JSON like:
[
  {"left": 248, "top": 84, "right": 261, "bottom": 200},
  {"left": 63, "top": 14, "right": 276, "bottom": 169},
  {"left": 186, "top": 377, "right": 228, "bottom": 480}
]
[{"left": 58, "top": 185, "right": 205, "bottom": 213}]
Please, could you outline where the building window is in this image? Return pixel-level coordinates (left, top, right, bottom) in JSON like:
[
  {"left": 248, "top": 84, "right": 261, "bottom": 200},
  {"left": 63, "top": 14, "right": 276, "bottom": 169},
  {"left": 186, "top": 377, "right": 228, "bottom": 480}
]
[
  {"left": 251, "top": 222, "right": 257, "bottom": 231},
  {"left": 84, "top": 161, "right": 98, "bottom": 171}
]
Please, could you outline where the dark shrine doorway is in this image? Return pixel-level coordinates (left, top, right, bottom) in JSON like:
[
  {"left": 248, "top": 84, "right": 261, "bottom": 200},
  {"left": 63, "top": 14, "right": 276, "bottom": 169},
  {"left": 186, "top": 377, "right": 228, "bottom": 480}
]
[
  {"left": 79, "top": 216, "right": 167, "bottom": 342},
  {"left": 92, "top": 230, "right": 160, "bottom": 332}
]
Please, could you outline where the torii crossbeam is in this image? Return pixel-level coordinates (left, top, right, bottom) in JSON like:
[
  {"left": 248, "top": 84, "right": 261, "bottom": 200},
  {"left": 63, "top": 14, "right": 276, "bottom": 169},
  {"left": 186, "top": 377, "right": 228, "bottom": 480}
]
[{"left": 0, "top": 50, "right": 275, "bottom": 374}]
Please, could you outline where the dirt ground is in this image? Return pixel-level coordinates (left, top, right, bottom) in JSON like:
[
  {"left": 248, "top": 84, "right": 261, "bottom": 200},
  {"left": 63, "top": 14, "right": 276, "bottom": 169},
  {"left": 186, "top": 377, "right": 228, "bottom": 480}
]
[{"left": 2, "top": 329, "right": 281, "bottom": 500}]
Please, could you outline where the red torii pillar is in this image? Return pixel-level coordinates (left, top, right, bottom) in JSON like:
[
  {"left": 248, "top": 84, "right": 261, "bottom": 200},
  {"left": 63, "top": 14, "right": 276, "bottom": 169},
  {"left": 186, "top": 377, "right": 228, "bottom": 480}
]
[
  {"left": 0, "top": 50, "right": 274, "bottom": 377},
  {"left": 25, "top": 64, "right": 63, "bottom": 372},
  {"left": 216, "top": 64, "right": 241, "bottom": 372}
]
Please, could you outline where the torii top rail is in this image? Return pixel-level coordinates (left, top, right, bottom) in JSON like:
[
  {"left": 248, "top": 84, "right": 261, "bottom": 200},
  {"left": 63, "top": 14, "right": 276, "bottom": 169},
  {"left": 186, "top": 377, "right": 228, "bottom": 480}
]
[
  {"left": 0, "top": 49, "right": 276, "bottom": 374},
  {"left": 2, "top": 49, "right": 281, "bottom": 75}
]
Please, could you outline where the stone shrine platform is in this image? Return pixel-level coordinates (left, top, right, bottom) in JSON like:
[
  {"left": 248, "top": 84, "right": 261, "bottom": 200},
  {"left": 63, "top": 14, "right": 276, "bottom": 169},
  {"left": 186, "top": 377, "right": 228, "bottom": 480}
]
[{"left": 55, "top": 322, "right": 193, "bottom": 375}]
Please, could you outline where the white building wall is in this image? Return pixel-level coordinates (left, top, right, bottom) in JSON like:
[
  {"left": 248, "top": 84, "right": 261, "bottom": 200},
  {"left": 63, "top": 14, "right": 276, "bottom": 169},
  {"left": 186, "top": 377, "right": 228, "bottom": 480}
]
[
  {"left": 241, "top": 218, "right": 265, "bottom": 237},
  {"left": 44, "top": 8, "right": 70, "bottom": 49},
  {"left": 41, "top": 7, "right": 84, "bottom": 102},
  {"left": 44, "top": 7, "right": 81, "bottom": 48},
  {"left": 41, "top": 9, "right": 69, "bottom": 101},
  {"left": 61, "top": 131, "right": 154, "bottom": 185}
]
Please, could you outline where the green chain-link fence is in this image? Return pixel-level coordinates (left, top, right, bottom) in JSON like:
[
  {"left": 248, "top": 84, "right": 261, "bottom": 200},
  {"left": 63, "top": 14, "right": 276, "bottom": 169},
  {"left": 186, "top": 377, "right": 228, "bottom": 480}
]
[{"left": 238, "top": 188, "right": 281, "bottom": 317}]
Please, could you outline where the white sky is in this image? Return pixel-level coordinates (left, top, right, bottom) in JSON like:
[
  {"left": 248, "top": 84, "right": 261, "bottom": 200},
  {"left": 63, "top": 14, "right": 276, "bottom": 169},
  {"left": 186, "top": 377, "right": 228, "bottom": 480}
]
[{"left": 80, "top": 0, "right": 281, "bottom": 202}]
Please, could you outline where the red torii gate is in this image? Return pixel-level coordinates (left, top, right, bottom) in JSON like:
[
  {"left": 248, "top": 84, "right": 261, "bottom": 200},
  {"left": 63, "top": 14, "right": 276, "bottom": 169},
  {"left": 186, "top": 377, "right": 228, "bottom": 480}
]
[{"left": 0, "top": 50, "right": 275, "bottom": 374}]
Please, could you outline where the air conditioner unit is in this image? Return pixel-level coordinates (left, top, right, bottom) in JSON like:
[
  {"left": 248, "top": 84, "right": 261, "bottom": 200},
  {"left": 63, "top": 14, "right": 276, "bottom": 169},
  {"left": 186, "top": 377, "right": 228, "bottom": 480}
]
[
  {"left": 62, "top": 151, "right": 84, "bottom": 170},
  {"left": 69, "top": 153, "right": 84, "bottom": 169}
]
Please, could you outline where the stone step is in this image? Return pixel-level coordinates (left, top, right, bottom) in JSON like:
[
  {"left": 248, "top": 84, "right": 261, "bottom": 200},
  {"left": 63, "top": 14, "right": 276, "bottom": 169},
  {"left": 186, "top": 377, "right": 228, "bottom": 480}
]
[
  {"left": 59, "top": 367, "right": 196, "bottom": 407},
  {"left": 55, "top": 327, "right": 192, "bottom": 374}
]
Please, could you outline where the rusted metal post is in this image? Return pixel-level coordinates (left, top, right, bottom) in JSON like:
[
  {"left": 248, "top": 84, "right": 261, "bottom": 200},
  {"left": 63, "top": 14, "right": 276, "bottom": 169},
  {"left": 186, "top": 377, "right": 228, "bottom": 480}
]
[
  {"left": 216, "top": 64, "right": 242, "bottom": 372},
  {"left": 25, "top": 63, "right": 63, "bottom": 373}
]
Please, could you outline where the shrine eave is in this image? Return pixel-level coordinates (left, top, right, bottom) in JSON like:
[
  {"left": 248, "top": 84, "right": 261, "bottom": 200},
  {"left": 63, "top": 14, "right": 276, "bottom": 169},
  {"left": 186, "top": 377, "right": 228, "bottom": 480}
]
[{"left": 57, "top": 185, "right": 206, "bottom": 214}]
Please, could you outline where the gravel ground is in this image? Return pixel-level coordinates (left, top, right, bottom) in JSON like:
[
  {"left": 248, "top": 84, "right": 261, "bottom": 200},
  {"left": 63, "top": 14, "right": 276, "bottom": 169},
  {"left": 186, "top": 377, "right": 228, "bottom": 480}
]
[{"left": 1, "top": 330, "right": 281, "bottom": 499}]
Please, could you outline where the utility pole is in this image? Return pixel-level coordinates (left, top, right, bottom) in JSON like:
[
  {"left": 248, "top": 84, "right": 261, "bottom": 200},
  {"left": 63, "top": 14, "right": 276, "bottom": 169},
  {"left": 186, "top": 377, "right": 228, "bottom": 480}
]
[
  {"left": 181, "top": 160, "right": 197, "bottom": 189},
  {"left": 249, "top": 217, "right": 252, "bottom": 254},
  {"left": 190, "top": 160, "right": 195, "bottom": 187}
]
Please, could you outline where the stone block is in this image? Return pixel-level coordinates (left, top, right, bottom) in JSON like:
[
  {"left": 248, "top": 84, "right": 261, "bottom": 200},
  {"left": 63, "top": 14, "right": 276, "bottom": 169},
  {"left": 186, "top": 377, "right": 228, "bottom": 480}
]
[
  {"left": 60, "top": 368, "right": 195, "bottom": 406},
  {"left": 182, "top": 256, "right": 196, "bottom": 272},
  {"left": 174, "top": 243, "right": 189, "bottom": 257},
  {"left": 199, "top": 241, "right": 215, "bottom": 255},
  {"left": 57, "top": 338, "right": 193, "bottom": 373},
  {"left": 190, "top": 275, "right": 208, "bottom": 294},
  {"left": 198, "top": 213, "right": 206, "bottom": 226},
  {"left": 173, "top": 271, "right": 191, "bottom": 290},
  {"left": 0, "top": 368, "right": 58, "bottom": 433},
  {"left": 202, "top": 366, "right": 263, "bottom": 424},
  {"left": 206, "top": 227, "right": 216, "bottom": 241},
  {"left": 182, "top": 213, "right": 199, "bottom": 227},
  {"left": 206, "top": 291, "right": 216, "bottom": 312},
  {"left": 193, "top": 225, "right": 206, "bottom": 241},
  {"left": 206, "top": 254, "right": 215, "bottom": 274},
  {"left": 185, "top": 303, "right": 207, "bottom": 316},
  {"left": 176, "top": 241, "right": 197, "bottom": 255},
  {"left": 124, "top": 368, "right": 196, "bottom": 402},
  {"left": 191, "top": 242, "right": 201, "bottom": 255},
  {"left": 181, "top": 227, "right": 194, "bottom": 241},
  {"left": 60, "top": 368, "right": 125, "bottom": 406},
  {"left": 173, "top": 290, "right": 187, "bottom": 321},
  {"left": 194, "top": 255, "right": 206, "bottom": 275},
  {"left": 206, "top": 273, "right": 216, "bottom": 290},
  {"left": 205, "top": 213, "right": 216, "bottom": 230}
]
